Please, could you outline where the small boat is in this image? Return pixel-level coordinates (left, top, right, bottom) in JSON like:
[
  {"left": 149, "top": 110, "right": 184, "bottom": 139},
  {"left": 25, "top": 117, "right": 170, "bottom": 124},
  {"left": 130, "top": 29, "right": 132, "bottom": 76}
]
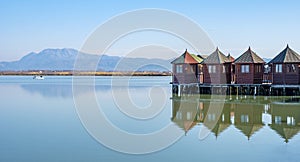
[{"left": 33, "top": 75, "right": 45, "bottom": 80}]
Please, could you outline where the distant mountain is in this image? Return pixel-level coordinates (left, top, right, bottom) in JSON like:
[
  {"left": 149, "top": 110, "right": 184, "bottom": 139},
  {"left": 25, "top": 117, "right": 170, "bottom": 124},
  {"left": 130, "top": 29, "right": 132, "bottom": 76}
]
[
  {"left": 0, "top": 48, "right": 172, "bottom": 72},
  {"left": 263, "top": 58, "right": 272, "bottom": 63}
]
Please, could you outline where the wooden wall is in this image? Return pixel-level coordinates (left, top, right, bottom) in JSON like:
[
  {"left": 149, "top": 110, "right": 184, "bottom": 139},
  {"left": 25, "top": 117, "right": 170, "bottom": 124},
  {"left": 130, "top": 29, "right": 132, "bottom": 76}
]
[
  {"left": 172, "top": 64, "right": 199, "bottom": 84},
  {"left": 271, "top": 63, "right": 300, "bottom": 85},
  {"left": 235, "top": 63, "right": 264, "bottom": 84},
  {"left": 202, "top": 63, "right": 232, "bottom": 84}
]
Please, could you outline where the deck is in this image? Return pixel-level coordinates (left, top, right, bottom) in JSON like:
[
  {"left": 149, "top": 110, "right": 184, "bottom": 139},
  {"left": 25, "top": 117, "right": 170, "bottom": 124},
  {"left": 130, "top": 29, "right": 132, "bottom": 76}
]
[{"left": 171, "top": 83, "right": 300, "bottom": 96}]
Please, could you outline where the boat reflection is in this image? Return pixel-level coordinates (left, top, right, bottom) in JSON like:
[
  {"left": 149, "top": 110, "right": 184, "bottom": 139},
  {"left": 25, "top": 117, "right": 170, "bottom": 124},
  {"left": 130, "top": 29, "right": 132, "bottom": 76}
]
[{"left": 171, "top": 94, "right": 300, "bottom": 142}]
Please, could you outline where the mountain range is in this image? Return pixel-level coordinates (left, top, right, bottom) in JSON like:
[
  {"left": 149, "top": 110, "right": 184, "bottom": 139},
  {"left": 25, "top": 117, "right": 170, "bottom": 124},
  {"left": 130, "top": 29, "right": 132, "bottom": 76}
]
[
  {"left": 0, "top": 48, "right": 172, "bottom": 72},
  {"left": 0, "top": 48, "right": 272, "bottom": 72}
]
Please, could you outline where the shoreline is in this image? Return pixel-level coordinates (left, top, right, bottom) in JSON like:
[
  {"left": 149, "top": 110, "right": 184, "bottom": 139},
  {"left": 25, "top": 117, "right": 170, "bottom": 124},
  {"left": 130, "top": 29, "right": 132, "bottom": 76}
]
[{"left": 0, "top": 71, "right": 172, "bottom": 76}]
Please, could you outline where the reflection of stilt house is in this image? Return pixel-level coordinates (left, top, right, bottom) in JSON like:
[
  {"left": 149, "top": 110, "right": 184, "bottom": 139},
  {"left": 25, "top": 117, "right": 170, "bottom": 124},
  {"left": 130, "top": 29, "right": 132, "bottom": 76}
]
[
  {"left": 202, "top": 48, "right": 234, "bottom": 84},
  {"left": 171, "top": 95, "right": 232, "bottom": 136},
  {"left": 171, "top": 50, "right": 204, "bottom": 84},
  {"left": 171, "top": 95, "right": 300, "bottom": 141},
  {"left": 234, "top": 47, "right": 265, "bottom": 84},
  {"left": 171, "top": 95, "right": 202, "bottom": 134},
  {"left": 234, "top": 103, "right": 264, "bottom": 139},
  {"left": 268, "top": 45, "right": 300, "bottom": 85},
  {"left": 208, "top": 105, "right": 231, "bottom": 138},
  {"left": 269, "top": 102, "right": 300, "bottom": 142}
]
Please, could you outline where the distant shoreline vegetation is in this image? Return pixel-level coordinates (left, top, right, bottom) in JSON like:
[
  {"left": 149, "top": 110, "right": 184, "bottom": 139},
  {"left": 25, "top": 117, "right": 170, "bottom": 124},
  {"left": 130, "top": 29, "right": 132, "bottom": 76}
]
[{"left": 0, "top": 71, "right": 172, "bottom": 76}]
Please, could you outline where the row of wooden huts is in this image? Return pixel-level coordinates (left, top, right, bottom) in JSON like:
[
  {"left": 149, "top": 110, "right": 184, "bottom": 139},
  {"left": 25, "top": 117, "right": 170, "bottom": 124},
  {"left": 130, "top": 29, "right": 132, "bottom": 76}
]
[{"left": 171, "top": 45, "right": 300, "bottom": 85}]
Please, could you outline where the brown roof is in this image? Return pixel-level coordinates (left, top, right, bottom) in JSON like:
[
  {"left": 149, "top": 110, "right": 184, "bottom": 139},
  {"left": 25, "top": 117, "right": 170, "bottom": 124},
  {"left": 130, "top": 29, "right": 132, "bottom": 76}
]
[
  {"left": 270, "top": 124, "right": 300, "bottom": 143},
  {"left": 203, "top": 48, "right": 232, "bottom": 64},
  {"left": 235, "top": 124, "right": 263, "bottom": 139},
  {"left": 268, "top": 45, "right": 300, "bottom": 64},
  {"left": 234, "top": 47, "right": 265, "bottom": 64},
  {"left": 171, "top": 49, "right": 203, "bottom": 64}
]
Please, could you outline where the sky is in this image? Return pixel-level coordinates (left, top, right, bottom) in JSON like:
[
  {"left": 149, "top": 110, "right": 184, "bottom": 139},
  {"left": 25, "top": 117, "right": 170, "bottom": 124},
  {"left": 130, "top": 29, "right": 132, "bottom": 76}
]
[{"left": 1, "top": 0, "right": 300, "bottom": 61}]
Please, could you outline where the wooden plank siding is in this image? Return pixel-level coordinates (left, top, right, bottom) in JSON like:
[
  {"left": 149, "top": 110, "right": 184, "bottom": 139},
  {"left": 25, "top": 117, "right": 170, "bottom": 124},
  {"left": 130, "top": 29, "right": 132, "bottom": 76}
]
[
  {"left": 270, "top": 63, "right": 300, "bottom": 85},
  {"left": 172, "top": 64, "right": 199, "bottom": 84},
  {"left": 203, "top": 63, "right": 232, "bottom": 84},
  {"left": 235, "top": 63, "right": 264, "bottom": 84}
]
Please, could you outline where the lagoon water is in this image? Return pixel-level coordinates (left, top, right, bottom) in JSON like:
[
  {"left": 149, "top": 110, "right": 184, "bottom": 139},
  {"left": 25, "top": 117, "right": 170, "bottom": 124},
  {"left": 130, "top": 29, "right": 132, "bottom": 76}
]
[{"left": 1, "top": 76, "right": 300, "bottom": 161}]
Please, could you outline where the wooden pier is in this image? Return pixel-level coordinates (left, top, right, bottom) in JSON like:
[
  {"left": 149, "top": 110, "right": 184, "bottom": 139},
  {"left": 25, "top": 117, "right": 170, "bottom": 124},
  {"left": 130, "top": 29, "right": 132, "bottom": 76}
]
[{"left": 172, "top": 83, "right": 300, "bottom": 96}]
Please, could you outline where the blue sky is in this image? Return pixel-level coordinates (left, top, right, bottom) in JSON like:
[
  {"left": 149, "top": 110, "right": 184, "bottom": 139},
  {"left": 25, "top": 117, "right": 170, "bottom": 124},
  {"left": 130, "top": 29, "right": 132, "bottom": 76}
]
[{"left": 1, "top": 0, "right": 300, "bottom": 61}]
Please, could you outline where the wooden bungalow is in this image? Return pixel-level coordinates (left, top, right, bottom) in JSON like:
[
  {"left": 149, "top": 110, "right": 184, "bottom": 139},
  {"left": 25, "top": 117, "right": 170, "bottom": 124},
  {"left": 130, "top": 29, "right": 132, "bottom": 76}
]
[
  {"left": 202, "top": 48, "right": 234, "bottom": 84},
  {"left": 234, "top": 47, "right": 265, "bottom": 84},
  {"left": 171, "top": 49, "right": 204, "bottom": 84},
  {"left": 268, "top": 45, "right": 300, "bottom": 85}
]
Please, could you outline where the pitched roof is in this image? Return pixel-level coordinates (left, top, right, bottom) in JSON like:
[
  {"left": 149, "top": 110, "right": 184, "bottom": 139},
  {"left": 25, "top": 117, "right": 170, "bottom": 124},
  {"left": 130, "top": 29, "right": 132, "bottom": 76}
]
[
  {"left": 234, "top": 47, "right": 265, "bottom": 64},
  {"left": 235, "top": 124, "right": 263, "bottom": 139},
  {"left": 172, "top": 116, "right": 198, "bottom": 134},
  {"left": 203, "top": 48, "right": 232, "bottom": 64},
  {"left": 171, "top": 49, "right": 203, "bottom": 64},
  {"left": 211, "top": 123, "right": 230, "bottom": 137},
  {"left": 270, "top": 124, "right": 300, "bottom": 143},
  {"left": 268, "top": 45, "right": 300, "bottom": 64}
]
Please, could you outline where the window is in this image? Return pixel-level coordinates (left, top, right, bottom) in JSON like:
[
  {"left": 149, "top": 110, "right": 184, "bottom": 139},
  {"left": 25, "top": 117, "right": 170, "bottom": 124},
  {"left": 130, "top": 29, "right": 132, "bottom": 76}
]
[
  {"left": 176, "top": 112, "right": 182, "bottom": 120},
  {"left": 241, "top": 115, "right": 249, "bottom": 123},
  {"left": 207, "top": 113, "right": 216, "bottom": 121},
  {"left": 275, "top": 64, "right": 282, "bottom": 73},
  {"left": 275, "top": 116, "right": 282, "bottom": 124},
  {"left": 176, "top": 65, "right": 183, "bottom": 73},
  {"left": 241, "top": 65, "right": 250, "bottom": 73},
  {"left": 187, "top": 112, "right": 192, "bottom": 120},
  {"left": 222, "top": 65, "right": 226, "bottom": 73},
  {"left": 287, "top": 64, "right": 296, "bottom": 73},
  {"left": 208, "top": 65, "right": 216, "bottom": 73},
  {"left": 255, "top": 65, "right": 261, "bottom": 73},
  {"left": 287, "top": 116, "right": 295, "bottom": 126},
  {"left": 190, "top": 65, "right": 196, "bottom": 73},
  {"left": 185, "top": 65, "right": 196, "bottom": 73}
]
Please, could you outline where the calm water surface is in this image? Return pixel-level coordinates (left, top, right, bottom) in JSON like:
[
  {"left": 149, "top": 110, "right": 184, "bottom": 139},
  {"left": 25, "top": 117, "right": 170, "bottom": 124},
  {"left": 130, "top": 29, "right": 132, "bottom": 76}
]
[{"left": 1, "top": 76, "right": 300, "bottom": 161}]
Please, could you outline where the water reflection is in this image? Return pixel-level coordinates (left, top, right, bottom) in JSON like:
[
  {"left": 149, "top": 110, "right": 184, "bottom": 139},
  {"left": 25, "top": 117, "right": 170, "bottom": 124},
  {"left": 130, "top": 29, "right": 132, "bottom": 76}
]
[
  {"left": 20, "top": 84, "right": 112, "bottom": 98},
  {"left": 269, "top": 103, "right": 300, "bottom": 143},
  {"left": 21, "top": 84, "right": 73, "bottom": 98},
  {"left": 171, "top": 94, "right": 300, "bottom": 142}
]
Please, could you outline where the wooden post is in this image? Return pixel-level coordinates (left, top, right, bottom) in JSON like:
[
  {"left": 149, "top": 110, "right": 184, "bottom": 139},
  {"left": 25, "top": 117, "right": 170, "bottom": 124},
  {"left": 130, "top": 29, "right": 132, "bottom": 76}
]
[
  {"left": 247, "top": 86, "right": 250, "bottom": 95},
  {"left": 178, "top": 85, "right": 181, "bottom": 96}
]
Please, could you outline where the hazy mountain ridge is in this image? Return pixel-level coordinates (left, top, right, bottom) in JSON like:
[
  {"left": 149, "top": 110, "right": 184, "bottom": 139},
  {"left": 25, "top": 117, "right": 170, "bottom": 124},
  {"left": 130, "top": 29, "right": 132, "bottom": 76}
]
[{"left": 0, "top": 48, "right": 172, "bottom": 72}]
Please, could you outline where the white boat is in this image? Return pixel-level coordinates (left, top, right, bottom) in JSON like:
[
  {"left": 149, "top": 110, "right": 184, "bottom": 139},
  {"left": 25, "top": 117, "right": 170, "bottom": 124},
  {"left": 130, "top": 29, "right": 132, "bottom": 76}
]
[{"left": 33, "top": 75, "right": 45, "bottom": 80}]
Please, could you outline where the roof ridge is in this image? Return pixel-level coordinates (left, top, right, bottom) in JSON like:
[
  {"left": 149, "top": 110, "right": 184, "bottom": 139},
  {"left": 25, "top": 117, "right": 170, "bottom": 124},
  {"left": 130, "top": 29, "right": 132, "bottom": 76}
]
[
  {"left": 216, "top": 48, "right": 221, "bottom": 63},
  {"left": 250, "top": 48, "right": 254, "bottom": 62}
]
